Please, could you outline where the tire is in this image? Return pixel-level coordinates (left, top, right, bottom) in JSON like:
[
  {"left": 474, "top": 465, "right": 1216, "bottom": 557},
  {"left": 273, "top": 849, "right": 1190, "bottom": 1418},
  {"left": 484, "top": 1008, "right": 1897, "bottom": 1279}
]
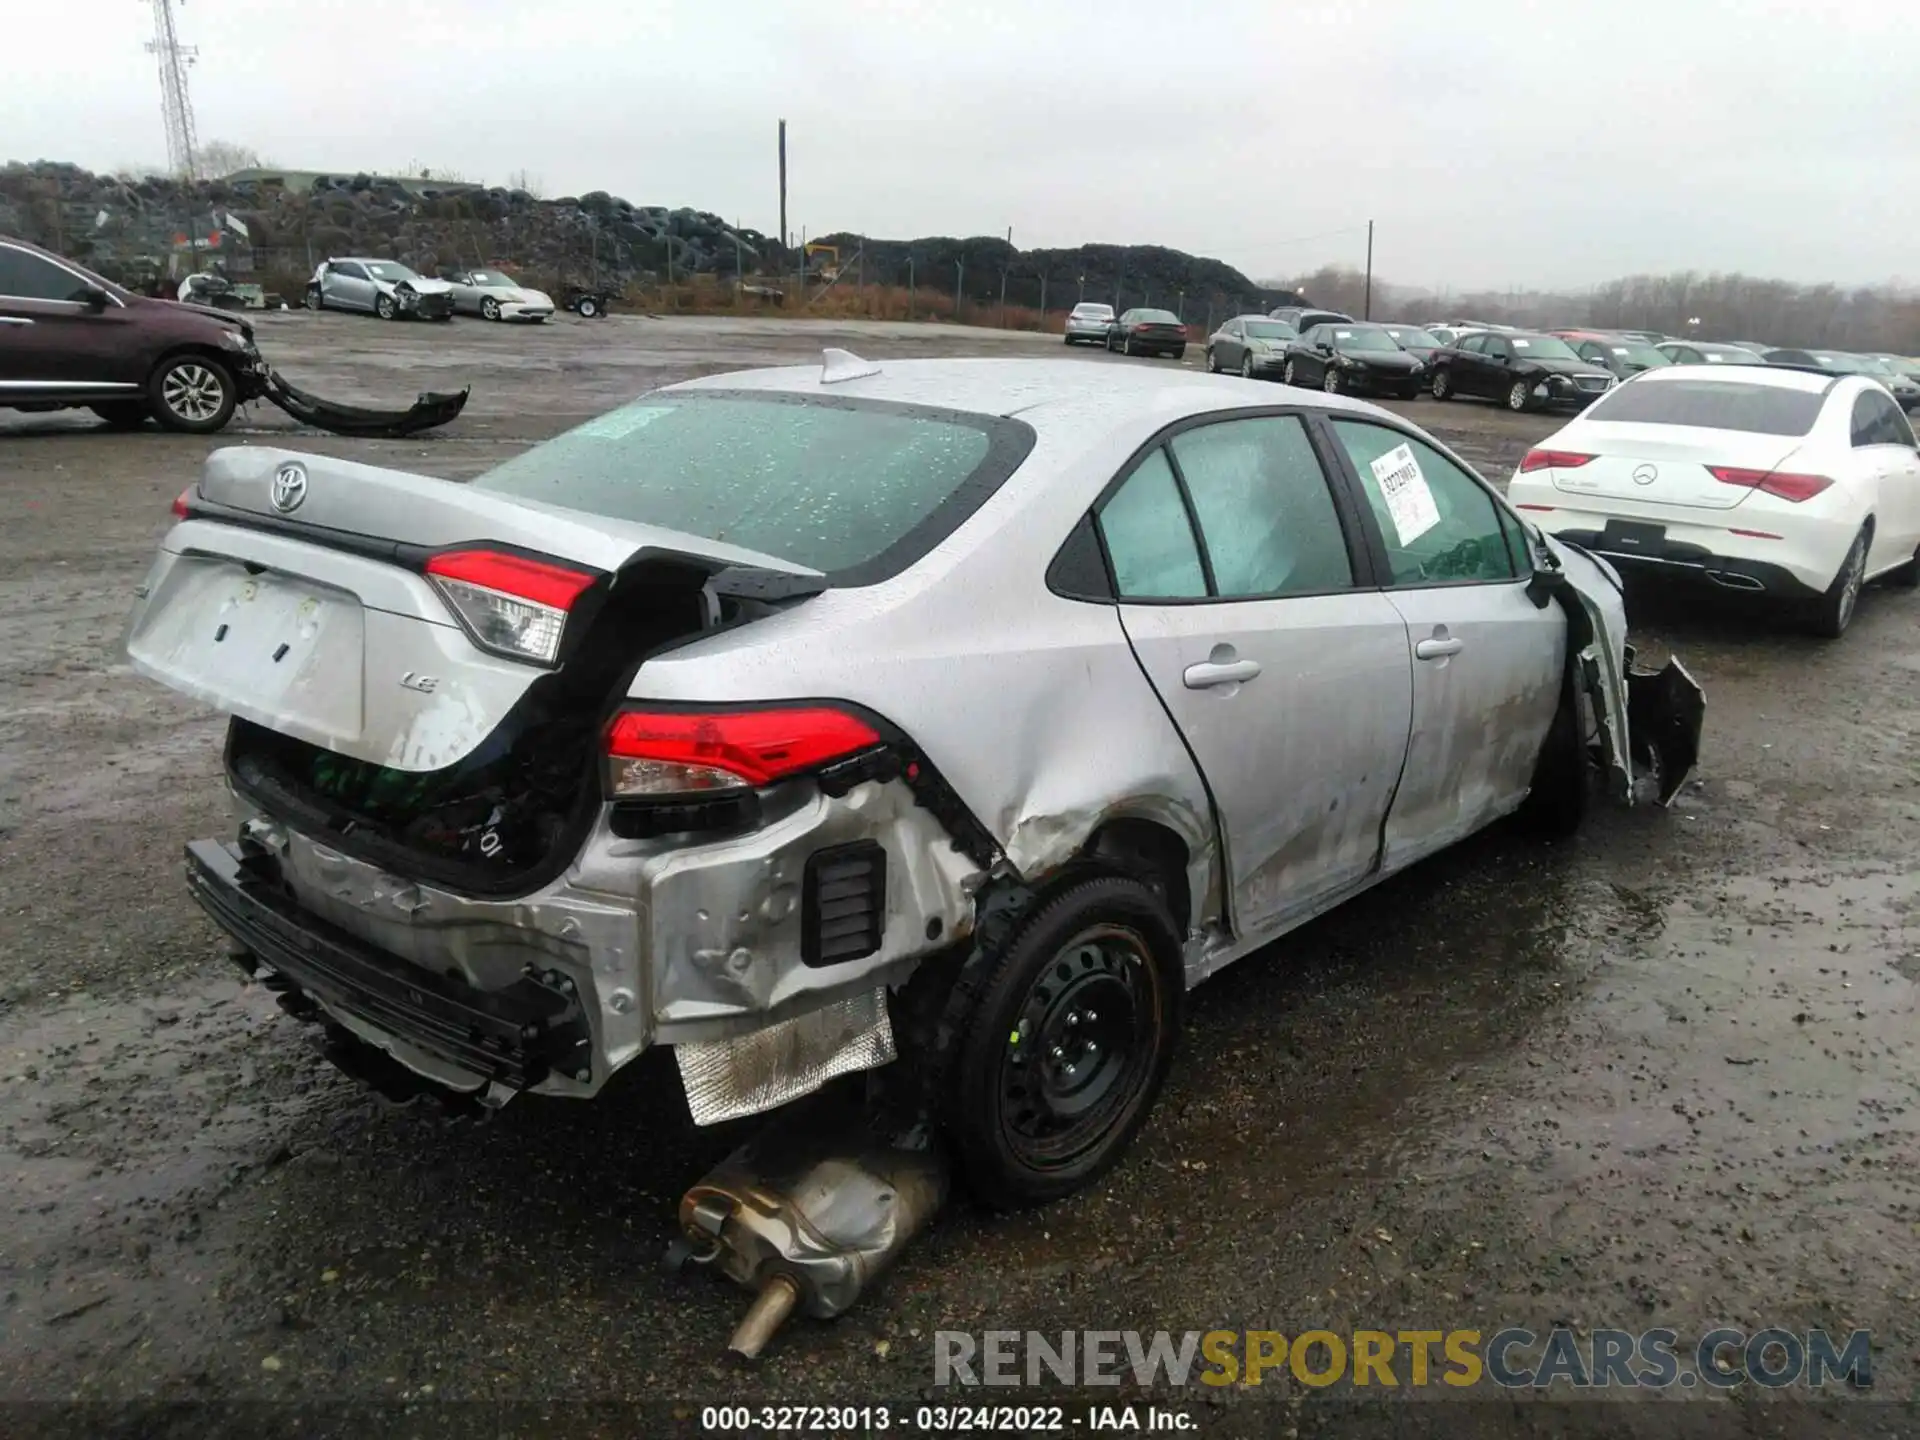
[
  {"left": 147, "top": 354, "right": 236, "bottom": 434},
  {"left": 1431, "top": 367, "right": 1453, "bottom": 400},
  {"left": 1124, "top": 333, "right": 1136, "bottom": 357},
  {"left": 480, "top": 297, "right": 501, "bottom": 321},
  {"left": 1885, "top": 542, "right": 1919, "bottom": 589},
  {"left": 1171, "top": 347, "right": 1185, "bottom": 361},
  {"left": 305, "top": 285, "right": 323, "bottom": 311},
  {"left": 375, "top": 293, "right": 397, "bottom": 320},
  {"left": 1206, "top": 347, "right": 1219, "bottom": 373},
  {"left": 1240, "top": 354, "right": 1254, "bottom": 379},
  {"left": 1066, "top": 334, "right": 1078, "bottom": 347},
  {"left": 942, "top": 875, "right": 1183, "bottom": 1209},
  {"left": 1323, "top": 366, "right": 1343, "bottom": 395},
  {"left": 1283, "top": 359, "right": 1298, "bottom": 386},
  {"left": 577, "top": 296, "right": 600, "bottom": 319},
  {"left": 1513, "top": 664, "right": 1589, "bottom": 839},
  {"left": 1506, "top": 378, "right": 1532, "bottom": 412},
  {"left": 1806, "top": 526, "right": 1870, "bottom": 639},
  {"left": 89, "top": 402, "right": 151, "bottom": 430}
]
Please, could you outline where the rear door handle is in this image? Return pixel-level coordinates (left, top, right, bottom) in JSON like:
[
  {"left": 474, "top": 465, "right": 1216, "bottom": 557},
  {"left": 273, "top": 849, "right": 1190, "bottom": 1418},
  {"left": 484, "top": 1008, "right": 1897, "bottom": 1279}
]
[
  {"left": 1415, "top": 637, "right": 1464, "bottom": 660},
  {"left": 1183, "top": 659, "right": 1262, "bottom": 689}
]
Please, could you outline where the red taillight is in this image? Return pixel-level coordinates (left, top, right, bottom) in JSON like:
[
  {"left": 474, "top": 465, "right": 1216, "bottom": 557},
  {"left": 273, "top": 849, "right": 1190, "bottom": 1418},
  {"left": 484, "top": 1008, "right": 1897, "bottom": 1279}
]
[
  {"left": 425, "top": 549, "right": 597, "bottom": 608},
  {"left": 1518, "top": 449, "right": 1596, "bottom": 473},
  {"left": 1706, "top": 467, "right": 1833, "bottom": 503},
  {"left": 605, "top": 707, "right": 883, "bottom": 796},
  {"left": 171, "top": 487, "right": 193, "bottom": 518},
  {"left": 424, "top": 548, "right": 596, "bottom": 665}
]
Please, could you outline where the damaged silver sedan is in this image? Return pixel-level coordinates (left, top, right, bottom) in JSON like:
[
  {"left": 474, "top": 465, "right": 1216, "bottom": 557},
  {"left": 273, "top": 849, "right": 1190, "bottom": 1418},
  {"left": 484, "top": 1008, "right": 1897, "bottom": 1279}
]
[{"left": 126, "top": 351, "right": 1703, "bottom": 1214}]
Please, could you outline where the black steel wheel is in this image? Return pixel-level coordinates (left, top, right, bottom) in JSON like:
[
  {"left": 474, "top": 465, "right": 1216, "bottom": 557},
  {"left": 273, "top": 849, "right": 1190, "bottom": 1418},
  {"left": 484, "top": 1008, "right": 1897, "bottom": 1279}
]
[{"left": 943, "top": 875, "right": 1182, "bottom": 1208}]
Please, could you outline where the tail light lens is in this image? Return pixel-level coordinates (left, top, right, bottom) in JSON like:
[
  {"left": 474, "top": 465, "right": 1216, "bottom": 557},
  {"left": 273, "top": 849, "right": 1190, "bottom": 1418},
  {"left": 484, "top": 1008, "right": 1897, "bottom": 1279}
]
[
  {"left": 425, "top": 549, "right": 596, "bottom": 664},
  {"left": 1707, "top": 467, "right": 1833, "bottom": 503},
  {"left": 1518, "top": 449, "right": 1596, "bottom": 473},
  {"left": 170, "top": 487, "right": 193, "bottom": 518},
  {"left": 605, "top": 707, "right": 882, "bottom": 796}
]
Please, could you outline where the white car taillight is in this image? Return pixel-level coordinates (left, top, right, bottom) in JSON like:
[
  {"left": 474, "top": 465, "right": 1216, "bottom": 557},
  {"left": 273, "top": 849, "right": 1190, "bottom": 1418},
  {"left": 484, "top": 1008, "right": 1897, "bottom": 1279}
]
[{"left": 424, "top": 549, "right": 596, "bottom": 665}]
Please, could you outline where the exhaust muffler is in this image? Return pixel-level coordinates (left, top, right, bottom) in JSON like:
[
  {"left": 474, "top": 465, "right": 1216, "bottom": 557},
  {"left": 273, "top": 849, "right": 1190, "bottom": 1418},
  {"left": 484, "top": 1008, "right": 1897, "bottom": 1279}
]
[{"left": 673, "top": 1096, "right": 950, "bottom": 1360}]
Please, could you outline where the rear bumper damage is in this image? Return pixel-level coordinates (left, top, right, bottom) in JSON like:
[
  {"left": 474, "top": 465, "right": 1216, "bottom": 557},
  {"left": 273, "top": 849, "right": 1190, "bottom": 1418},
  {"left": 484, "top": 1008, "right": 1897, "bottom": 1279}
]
[{"left": 190, "top": 769, "right": 981, "bottom": 1118}]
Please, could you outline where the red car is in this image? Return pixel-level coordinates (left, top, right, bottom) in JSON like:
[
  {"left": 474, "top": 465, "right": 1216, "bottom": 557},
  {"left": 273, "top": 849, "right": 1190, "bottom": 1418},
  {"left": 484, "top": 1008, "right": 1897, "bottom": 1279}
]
[{"left": 0, "top": 235, "right": 267, "bottom": 433}]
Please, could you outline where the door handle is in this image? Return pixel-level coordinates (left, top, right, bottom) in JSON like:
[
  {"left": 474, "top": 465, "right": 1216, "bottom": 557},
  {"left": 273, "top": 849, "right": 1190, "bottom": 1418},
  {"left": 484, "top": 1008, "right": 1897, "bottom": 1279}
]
[
  {"left": 1183, "top": 658, "right": 1262, "bottom": 689},
  {"left": 1415, "top": 637, "right": 1464, "bottom": 660}
]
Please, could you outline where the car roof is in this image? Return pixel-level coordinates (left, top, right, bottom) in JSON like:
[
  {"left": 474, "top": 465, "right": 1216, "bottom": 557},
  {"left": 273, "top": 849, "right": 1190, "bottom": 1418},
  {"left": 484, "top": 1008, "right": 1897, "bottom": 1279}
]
[
  {"left": 1633, "top": 363, "right": 1836, "bottom": 394},
  {"left": 668, "top": 355, "right": 1398, "bottom": 429}
]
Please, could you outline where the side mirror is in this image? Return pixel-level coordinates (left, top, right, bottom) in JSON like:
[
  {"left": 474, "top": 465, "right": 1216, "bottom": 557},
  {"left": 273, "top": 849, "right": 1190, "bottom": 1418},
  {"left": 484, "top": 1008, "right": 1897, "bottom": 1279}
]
[{"left": 79, "top": 285, "right": 109, "bottom": 312}]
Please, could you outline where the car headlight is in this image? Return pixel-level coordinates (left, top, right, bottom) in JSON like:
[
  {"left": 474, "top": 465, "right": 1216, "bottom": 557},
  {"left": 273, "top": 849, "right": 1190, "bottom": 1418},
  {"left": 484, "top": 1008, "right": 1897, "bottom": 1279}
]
[
  {"left": 1409, "top": 359, "right": 1425, "bottom": 372},
  {"left": 217, "top": 329, "right": 247, "bottom": 350}
]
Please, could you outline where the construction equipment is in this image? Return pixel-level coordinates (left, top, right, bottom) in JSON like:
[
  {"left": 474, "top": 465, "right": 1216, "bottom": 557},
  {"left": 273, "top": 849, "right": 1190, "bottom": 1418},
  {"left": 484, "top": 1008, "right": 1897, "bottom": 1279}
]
[{"left": 804, "top": 243, "right": 840, "bottom": 283}]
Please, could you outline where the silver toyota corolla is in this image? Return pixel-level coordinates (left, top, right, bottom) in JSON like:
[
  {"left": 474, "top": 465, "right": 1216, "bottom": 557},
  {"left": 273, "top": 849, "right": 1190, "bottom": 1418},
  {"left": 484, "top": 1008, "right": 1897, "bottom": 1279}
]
[{"left": 125, "top": 352, "right": 1702, "bottom": 1207}]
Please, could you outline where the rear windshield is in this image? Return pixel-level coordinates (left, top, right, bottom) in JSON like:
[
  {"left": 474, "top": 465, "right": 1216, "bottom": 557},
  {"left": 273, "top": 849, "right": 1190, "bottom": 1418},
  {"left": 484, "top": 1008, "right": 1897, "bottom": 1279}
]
[
  {"left": 1134, "top": 310, "right": 1181, "bottom": 324},
  {"left": 470, "top": 394, "right": 1032, "bottom": 582},
  {"left": 1243, "top": 320, "right": 1293, "bottom": 338},
  {"left": 1583, "top": 378, "right": 1824, "bottom": 436}
]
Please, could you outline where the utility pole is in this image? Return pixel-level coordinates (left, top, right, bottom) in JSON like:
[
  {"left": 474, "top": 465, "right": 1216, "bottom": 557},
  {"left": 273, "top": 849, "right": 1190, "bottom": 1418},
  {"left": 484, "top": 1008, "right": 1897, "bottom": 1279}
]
[
  {"left": 955, "top": 259, "right": 964, "bottom": 319},
  {"left": 1363, "top": 219, "right": 1374, "bottom": 320},
  {"left": 908, "top": 256, "right": 915, "bottom": 321},
  {"left": 777, "top": 119, "right": 788, "bottom": 279}
]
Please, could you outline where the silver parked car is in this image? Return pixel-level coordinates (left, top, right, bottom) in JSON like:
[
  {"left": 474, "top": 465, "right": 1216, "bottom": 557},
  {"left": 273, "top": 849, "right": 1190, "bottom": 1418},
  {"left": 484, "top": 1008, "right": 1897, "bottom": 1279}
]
[
  {"left": 440, "top": 267, "right": 555, "bottom": 323},
  {"left": 306, "top": 258, "right": 456, "bottom": 320},
  {"left": 1063, "top": 301, "right": 1115, "bottom": 345},
  {"left": 1205, "top": 315, "right": 1298, "bottom": 378},
  {"left": 125, "top": 353, "right": 1702, "bottom": 1208}
]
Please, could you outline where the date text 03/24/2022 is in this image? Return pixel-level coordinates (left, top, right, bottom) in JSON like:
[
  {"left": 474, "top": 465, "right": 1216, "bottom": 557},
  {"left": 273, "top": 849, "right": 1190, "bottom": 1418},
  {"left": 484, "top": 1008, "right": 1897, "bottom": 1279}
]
[{"left": 699, "top": 1404, "right": 1193, "bottom": 1432}]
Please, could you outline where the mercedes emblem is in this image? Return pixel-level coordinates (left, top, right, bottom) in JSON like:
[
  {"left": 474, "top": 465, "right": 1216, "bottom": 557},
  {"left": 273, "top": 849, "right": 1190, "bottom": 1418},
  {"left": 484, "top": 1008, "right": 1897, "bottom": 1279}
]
[{"left": 1631, "top": 464, "right": 1658, "bottom": 486}]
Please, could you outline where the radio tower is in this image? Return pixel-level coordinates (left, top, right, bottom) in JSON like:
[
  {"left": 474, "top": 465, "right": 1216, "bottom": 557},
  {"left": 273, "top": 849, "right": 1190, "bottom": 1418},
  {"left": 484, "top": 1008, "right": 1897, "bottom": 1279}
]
[{"left": 145, "top": 0, "right": 202, "bottom": 180}]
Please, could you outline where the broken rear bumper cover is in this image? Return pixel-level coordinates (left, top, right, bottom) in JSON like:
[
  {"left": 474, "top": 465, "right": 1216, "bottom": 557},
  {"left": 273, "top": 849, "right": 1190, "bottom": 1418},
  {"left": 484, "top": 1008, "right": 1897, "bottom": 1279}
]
[{"left": 186, "top": 773, "right": 979, "bottom": 1118}]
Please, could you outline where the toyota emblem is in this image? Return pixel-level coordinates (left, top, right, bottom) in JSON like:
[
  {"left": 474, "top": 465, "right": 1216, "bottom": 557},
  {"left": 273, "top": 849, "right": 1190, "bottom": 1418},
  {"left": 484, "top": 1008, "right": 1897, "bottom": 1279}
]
[
  {"left": 1631, "top": 464, "right": 1658, "bottom": 486},
  {"left": 269, "top": 462, "right": 308, "bottom": 513}
]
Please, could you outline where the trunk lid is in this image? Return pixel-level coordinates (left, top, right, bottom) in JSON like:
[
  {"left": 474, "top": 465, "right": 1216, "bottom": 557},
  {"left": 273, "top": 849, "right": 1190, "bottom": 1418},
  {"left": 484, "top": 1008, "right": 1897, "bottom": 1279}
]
[
  {"left": 1546, "top": 423, "right": 1804, "bottom": 510},
  {"left": 126, "top": 446, "right": 821, "bottom": 774}
]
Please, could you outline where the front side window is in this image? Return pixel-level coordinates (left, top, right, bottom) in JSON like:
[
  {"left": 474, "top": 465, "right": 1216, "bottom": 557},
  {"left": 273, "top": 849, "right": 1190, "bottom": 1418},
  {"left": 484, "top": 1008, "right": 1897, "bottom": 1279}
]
[
  {"left": 1097, "top": 450, "right": 1208, "bottom": 600},
  {"left": 473, "top": 394, "right": 1024, "bottom": 581},
  {"left": 1168, "top": 417, "right": 1353, "bottom": 598},
  {"left": 1457, "top": 333, "right": 1487, "bottom": 354},
  {"left": 0, "top": 246, "right": 94, "bottom": 302},
  {"left": 1483, "top": 336, "right": 1513, "bottom": 360},
  {"left": 1330, "top": 421, "right": 1520, "bottom": 586}
]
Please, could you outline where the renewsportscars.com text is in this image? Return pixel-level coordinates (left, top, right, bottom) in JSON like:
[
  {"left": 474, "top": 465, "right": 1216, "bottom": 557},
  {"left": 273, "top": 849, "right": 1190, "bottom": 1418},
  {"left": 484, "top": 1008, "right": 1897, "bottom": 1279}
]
[{"left": 934, "top": 1327, "right": 1872, "bottom": 1390}]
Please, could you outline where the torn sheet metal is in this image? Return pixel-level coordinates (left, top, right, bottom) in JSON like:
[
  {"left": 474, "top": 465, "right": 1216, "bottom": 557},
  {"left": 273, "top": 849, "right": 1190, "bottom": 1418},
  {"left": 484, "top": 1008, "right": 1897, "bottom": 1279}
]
[
  {"left": 1539, "top": 533, "right": 1705, "bottom": 806},
  {"left": 261, "top": 370, "right": 469, "bottom": 438}
]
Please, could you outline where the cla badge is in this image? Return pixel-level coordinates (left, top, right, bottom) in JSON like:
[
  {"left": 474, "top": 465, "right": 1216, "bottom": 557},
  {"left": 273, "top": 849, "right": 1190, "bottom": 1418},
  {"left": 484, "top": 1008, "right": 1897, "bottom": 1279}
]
[
  {"left": 1632, "top": 464, "right": 1658, "bottom": 486},
  {"left": 269, "top": 462, "right": 308, "bottom": 513}
]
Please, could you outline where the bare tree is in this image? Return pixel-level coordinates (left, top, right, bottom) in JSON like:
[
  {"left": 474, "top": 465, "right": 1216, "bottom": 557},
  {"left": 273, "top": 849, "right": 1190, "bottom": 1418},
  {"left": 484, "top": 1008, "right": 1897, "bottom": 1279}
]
[
  {"left": 507, "top": 169, "right": 545, "bottom": 197},
  {"left": 197, "top": 140, "right": 270, "bottom": 178}
]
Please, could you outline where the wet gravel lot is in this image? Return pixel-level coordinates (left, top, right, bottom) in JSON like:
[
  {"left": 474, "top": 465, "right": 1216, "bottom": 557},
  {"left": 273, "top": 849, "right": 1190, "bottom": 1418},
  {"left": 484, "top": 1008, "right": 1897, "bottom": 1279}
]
[{"left": 1, "top": 314, "right": 1916, "bottom": 1437}]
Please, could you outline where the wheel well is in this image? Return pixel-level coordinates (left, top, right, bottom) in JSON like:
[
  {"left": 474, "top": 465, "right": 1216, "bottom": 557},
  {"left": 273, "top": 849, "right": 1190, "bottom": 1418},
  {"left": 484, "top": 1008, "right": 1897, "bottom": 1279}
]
[
  {"left": 149, "top": 344, "right": 237, "bottom": 384},
  {"left": 1084, "top": 818, "right": 1191, "bottom": 934}
]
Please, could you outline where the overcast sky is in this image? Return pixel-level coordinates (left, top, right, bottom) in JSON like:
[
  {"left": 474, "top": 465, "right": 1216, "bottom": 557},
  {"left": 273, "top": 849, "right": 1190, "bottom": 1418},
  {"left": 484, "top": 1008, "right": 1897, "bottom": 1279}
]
[{"left": 5, "top": 0, "right": 1915, "bottom": 291}]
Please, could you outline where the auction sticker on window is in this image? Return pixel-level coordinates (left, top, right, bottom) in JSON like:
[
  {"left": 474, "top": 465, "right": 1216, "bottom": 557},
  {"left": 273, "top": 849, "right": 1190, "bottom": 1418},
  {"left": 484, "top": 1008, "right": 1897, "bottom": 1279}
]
[{"left": 1371, "top": 443, "right": 1441, "bottom": 545}]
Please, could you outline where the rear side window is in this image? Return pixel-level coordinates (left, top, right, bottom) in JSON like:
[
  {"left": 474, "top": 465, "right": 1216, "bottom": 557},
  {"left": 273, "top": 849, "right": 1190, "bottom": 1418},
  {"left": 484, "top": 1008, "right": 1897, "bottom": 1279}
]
[
  {"left": 1167, "top": 417, "right": 1353, "bottom": 597},
  {"left": 1097, "top": 451, "right": 1208, "bottom": 599},
  {"left": 472, "top": 394, "right": 1030, "bottom": 583},
  {"left": 1851, "top": 389, "right": 1915, "bottom": 447},
  {"left": 1583, "top": 378, "right": 1822, "bottom": 436}
]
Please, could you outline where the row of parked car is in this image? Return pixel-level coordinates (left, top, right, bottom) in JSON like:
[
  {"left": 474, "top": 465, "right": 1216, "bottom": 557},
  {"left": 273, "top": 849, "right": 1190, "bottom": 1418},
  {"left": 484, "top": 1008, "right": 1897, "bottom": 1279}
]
[
  {"left": 304, "top": 257, "right": 619, "bottom": 322},
  {"left": 1065, "top": 300, "right": 1920, "bottom": 417}
]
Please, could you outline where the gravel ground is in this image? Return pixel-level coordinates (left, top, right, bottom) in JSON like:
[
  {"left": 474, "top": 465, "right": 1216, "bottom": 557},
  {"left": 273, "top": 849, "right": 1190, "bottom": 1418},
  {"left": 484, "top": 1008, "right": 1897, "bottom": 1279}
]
[{"left": 1, "top": 314, "right": 1916, "bottom": 1438}]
